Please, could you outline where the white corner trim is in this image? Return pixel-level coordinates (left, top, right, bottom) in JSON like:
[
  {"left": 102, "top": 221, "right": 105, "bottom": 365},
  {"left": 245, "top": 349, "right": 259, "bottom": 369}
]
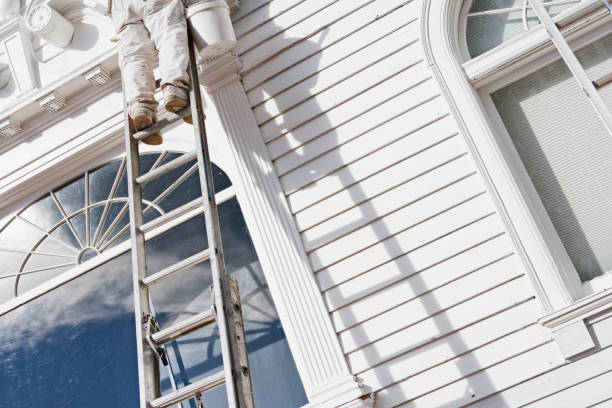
[{"left": 197, "top": 55, "right": 371, "bottom": 405}]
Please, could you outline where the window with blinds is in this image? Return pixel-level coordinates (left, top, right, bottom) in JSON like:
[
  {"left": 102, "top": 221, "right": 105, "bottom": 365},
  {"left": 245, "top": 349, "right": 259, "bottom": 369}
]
[{"left": 491, "top": 33, "right": 612, "bottom": 282}]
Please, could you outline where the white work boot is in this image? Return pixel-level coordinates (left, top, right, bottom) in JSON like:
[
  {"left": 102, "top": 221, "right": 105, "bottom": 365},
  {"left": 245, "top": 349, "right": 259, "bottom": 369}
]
[
  {"left": 163, "top": 84, "right": 192, "bottom": 124},
  {"left": 129, "top": 101, "right": 163, "bottom": 145}
]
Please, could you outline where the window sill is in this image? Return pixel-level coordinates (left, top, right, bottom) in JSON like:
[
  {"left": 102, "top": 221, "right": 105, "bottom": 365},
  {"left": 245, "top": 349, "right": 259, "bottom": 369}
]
[{"left": 539, "top": 288, "right": 612, "bottom": 359}]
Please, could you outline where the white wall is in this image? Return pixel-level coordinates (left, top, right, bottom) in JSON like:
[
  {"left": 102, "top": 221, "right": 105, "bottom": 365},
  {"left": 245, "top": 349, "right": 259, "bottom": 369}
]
[{"left": 234, "top": 0, "right": 612, "bottom": 406}]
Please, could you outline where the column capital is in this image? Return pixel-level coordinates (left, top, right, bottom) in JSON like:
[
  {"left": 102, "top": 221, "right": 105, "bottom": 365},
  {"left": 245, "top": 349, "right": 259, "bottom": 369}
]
[{"left": 198, "top": 55, "right": 242, "bottom": 94}]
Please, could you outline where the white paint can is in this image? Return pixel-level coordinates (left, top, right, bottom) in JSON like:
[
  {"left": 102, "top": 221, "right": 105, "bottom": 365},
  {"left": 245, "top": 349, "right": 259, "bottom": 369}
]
[{"left": 186, "top": 0, "right": 237, "bottom": 61}]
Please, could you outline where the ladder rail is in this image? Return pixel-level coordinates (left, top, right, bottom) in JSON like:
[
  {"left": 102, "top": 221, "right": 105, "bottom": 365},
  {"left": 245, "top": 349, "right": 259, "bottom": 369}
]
[
  {"left": 123, "top": 91, "right": 161, "bottom": 404},
  {"left": 186, "top": 29, "right": 253, "bottom": 408},
  {"left": 123, "top": 22, "right": 255, "bottom": 408}
]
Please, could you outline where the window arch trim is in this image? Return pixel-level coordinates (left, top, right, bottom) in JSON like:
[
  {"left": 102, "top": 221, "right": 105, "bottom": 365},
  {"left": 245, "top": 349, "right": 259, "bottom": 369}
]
[{"left": 422, "top": 0, "right": 612, "bottom": 310}]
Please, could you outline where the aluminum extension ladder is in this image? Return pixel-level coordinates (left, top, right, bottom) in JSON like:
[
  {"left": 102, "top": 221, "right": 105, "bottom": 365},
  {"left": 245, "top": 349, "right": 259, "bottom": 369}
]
[{"left": 122, "top": 28, "right": 255, "bottom": 408}]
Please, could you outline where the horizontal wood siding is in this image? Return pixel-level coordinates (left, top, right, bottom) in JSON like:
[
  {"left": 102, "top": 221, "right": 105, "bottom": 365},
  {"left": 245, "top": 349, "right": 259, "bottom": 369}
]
[{"left": 233, "top": 0, "right": 610, "bottom": 406}]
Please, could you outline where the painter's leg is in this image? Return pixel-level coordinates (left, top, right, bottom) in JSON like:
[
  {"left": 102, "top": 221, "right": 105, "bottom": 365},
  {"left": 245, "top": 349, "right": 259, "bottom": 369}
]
[{"left": 144, "top": 0, "right": 190, "bottom": 112}]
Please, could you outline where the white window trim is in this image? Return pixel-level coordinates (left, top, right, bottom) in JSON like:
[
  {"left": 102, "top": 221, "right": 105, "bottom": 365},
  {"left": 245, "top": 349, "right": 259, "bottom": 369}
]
[
  {"left": 421, "top": 0, "right": 612, "bottom": 349},
  {"left": 0, "top": 55, "right": 373, "bottom": 407}
]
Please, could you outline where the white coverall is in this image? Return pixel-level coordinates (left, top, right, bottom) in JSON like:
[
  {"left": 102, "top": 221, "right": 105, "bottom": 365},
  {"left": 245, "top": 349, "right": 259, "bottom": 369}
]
[{"left": 109, "top": 0, "right": 190, "bottom": 109}]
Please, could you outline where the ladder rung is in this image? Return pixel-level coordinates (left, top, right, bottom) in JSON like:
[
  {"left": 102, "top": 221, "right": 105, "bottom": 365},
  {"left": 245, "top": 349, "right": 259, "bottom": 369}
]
[
  {"left": 136, "top": 151, "right": 197, "bottom": 186},
  {"left": 139, "top": 198, "right": 202, "bottom": 234},
  {"left": 132, "top": 106, "right": 192, "bottom": 142},
  {"left": 141, "top": 249, "right": 211, "bottom": 286},
  {"left": 149, "top": 371, "right": 226, "bottom": 408},
  {"left": 151, "top": 309, "right": 215, "bottom": 346}
]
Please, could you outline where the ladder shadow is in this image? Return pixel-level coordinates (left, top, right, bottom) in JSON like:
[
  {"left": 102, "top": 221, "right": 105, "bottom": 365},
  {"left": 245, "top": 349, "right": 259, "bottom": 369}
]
[{"left": 240, "top": 3, "right": 509, "bottom": 406}]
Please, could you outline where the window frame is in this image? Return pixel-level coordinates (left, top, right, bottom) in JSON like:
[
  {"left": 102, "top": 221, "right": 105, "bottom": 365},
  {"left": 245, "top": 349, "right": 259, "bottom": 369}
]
[
  {"left": 422, "top": 0, "right": 612, "bottom": 314},
  {"left": 476, "top": 25, "right": 612, "bottom": 297}
]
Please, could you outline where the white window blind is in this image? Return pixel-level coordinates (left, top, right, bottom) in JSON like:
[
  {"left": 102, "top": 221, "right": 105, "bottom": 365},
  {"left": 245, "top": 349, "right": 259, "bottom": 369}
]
[{"left": 491, "top": 33, "right": 612, "bottom": 282}]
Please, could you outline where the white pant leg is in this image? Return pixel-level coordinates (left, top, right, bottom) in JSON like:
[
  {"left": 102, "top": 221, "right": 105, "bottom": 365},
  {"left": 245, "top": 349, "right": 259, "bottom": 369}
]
[
  {"left": 113, "top": 0, "right": 157, "bottom": 106},
  {"left": 117, "top": 22, "right": 157, "bottom": 106},
  {"left": 144, "top": 0, "right": 189, "bottom": 93}
]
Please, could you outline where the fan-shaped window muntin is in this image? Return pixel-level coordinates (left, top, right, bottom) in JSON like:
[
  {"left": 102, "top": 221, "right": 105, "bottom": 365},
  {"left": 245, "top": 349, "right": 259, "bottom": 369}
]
[
  {"left": 0, "top": 151, "right": 231, "bottom": 301},
  {"left": 465, "top": 0, "right": 581, "bottom": 58}
]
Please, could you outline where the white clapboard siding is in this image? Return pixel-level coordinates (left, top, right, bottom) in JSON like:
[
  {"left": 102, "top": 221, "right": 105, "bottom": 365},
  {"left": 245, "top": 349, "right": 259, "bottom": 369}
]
[
  {"left": 246, "top": 14, "right": 418, "bottom": 107},
  {"left": 233, "top": 1, "right": 568, "bottom": 407},
  {"left": 278, "top": 82, "right": 443, "bottom": 193},
  {"left": 273, "top": 76, "right": 437, "bottom": 177},
  {"left": 252, "top": 27, "right": 420, "bottom": 124},
  {"left": 292, "top": 128, "right": 460, "bottom": 231},
  {"left": 315, "top": 198, "right": 496, "bottom": 289},
  {"left": 380, "top": 333, "right": 557, "bottom": 408},
  {"left": 240, "top": 0, "right": 375, "bottom": 72},
  {"left": 266, "top": 71, "right": 435, "bottom": 158},
  {"left": 469, "top": 315, "right": 612, "bottom": 407},
  {"left": 329, "top": 236, "right": 514, "bottom": 330},
  {"left": 237, "top": 0, "right": 340, "bottom": 55},
  {"left": 307, "top": 175, "right": 486, "bottom": 265},
  {"left": 287, "top": 116, "right": 457, "bottom": 214},
  {"left": 241, "top": 0, "right": 417, "bottom": 85},
  {"left": 526, "top": 370, "right": 612, "bottom": 408},
  {"left": 394, "top": 342, "right": 562, "bottom": 407},
  {"left": 302, "top": 167, "right": 480, "bottom": 252},
  {"left": 231, "top": 0, "right": 271, "bottom": 22},
  {"left": 324, "top": 221, "right": 510, "bottom": 309},
  {"left": 338, "top": 263, "right": 527, "bottom": 353},
  {"left": 259, "top": 53, "right": 427, "bottom": 144},
  {"left": 309, "top": 190, "right": 494, "bottom": 270},
  {"left": 333, "top": 250, "right": 518, "bottom": 333},
  {"left": 297, "top": 150, "right": 470, "bottom": 235},
  {"left": 233, "top": 0, "right": 305, "bottom": 39},
  {"left": 352, "top": 297, "right": 538, "bottom": 382},
  {"left": 301, "top": 157, "right": 476, "bottom": 249}
]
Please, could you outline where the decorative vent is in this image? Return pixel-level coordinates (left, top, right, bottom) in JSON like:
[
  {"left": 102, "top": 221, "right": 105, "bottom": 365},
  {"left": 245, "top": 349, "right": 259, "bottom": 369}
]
[
  {"left": 85, "top": 66, "right": 111, "bottom": 87},
  {"left": 39, "top": 91, "right": 66, "bottom": 112},
  {"left": 0, "top": 118, "right": 22, "bottom": 138}
]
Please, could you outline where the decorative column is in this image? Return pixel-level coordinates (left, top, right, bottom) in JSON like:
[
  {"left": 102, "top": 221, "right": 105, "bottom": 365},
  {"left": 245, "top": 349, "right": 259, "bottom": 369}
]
[{"left": 198, "top": 55, "right": 374, "bottom": 408}]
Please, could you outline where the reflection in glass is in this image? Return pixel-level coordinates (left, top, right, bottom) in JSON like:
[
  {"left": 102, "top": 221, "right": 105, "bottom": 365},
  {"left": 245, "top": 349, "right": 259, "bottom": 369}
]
[
  {"left": 0, "top": 153, "right": 307, "bottom": 407},
  {"left": 0, "top": 253, "right": 140, "bottom": 408},
  {"left": 0, "top": 152, "right": 230, "bottom": 303}
]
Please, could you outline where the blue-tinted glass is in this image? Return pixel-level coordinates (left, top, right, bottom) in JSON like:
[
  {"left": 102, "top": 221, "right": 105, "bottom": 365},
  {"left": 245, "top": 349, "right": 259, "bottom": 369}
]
[
  {"left": 149, "top": 198, "right": 307, "bottom": 408},
  {"left": 0, "top": 252, "right": 139, "bottom": 408},
  {"left": 0, "top": 154, "right": 307, "bottom": 408}
]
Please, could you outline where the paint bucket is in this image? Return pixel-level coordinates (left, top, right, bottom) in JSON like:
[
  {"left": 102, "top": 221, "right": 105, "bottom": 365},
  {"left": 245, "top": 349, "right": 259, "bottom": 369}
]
[{"left": 186, "top": 0, "right": 237, "bottom": 61}]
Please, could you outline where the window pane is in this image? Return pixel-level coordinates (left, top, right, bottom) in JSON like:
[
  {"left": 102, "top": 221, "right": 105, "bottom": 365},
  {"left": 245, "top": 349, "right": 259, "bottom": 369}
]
[
  {"left": 1, "top": 154, "right": 307, "bottom": 408},
  {"left": 491, "top": 36, "right": 612, "bottom": 282},
  {"left": 0, "top": 252, "right": 140, "bottom": 408},
  {"left": 466, "top": 0, "right": 580, "bottom": 58},
  {"left": 148, "top": 198, "right": 308, "bottom": 408}
]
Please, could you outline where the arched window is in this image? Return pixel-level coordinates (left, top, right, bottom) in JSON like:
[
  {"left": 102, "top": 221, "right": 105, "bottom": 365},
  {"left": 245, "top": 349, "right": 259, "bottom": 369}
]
[
  {"left": 424, "top": 0, "right": 612, "bottom": 313},
  {"left": 0, "top": 152, "right": 308, "bottom": 407},
  {"left": 463, "top": 0, "right": 580, "bottom": 58}
]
